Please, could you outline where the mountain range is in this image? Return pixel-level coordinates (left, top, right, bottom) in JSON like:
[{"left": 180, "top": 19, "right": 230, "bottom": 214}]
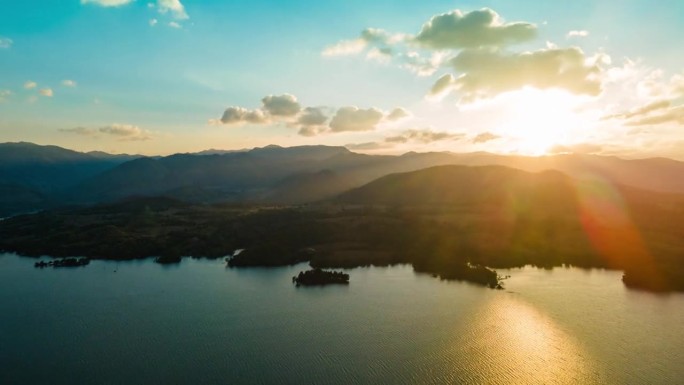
[{"left": 2, "top": 141, "right": 684, "bottom": 216}]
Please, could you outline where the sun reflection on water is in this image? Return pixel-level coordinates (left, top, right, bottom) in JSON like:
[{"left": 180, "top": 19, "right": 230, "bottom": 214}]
[{"left": 442, "top": 294, "right": 603, "bottom": 384}]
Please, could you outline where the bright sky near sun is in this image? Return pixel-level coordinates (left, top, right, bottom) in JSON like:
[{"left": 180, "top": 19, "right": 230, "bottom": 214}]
[{"left": 0, "top": 0, "right": 683, "bottom": 158}]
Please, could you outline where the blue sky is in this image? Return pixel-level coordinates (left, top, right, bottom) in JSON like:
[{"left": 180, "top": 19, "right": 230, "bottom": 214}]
[{"left": 1, "top": 0, "right": 683, "bottom": 158}]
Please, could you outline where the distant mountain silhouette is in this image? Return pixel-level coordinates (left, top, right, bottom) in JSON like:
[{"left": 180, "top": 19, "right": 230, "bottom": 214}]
[
  {"left": 3, "top": 141, "right": 684, "bottom": 215},
  {"left": 0, "top": 142, "right": 141, "bottom": 215},
  {"left": 337, "top": 165, "right": 577, "bottom": 211}
]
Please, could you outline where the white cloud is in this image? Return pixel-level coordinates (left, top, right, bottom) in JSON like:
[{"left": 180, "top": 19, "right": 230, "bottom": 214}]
[
  {"left": 440, "top": 47, "right": 603, "bottom": 102},
  {"left": 323, "top": 7, "right": 612, "bottom": 102},
  {"left": 80, "top": 0, "right": 134, "bottom": 7},
  {"left": 261, "top": 94, "right": 301, "bottom": 117},
  {"left": 322, "top": 39, "right": 367, "bottom": 57},
  {"left": 366, "top": 47, "right": 392, "bottom": 64},
  {"left": 82, "top": 0, "right": 189, "bottom": 25},
  {"left": 215, "top": 95, "right": 401, "bottom": 136},
  {"left": 297, "top": 107, "right": 329, "bottom": 126},
  {"left": 61, "top": 80, "right": 77, "bottom": 87},
  {"left": 414, "top": 8, "right": 537, "bottom": 49},
  {"left": 295, "top": 107, "right": 329, "bottom": 136},
  {"left": 39, "top": 88, "right": 54, "bottom": 97},
  {"left": 24, "top": 81, "right": 37, "bottom": 90},
  {"left": 329, "top": 106, "right": 385, "bottom": 132},
  {"left": 220, "top": 107, "right": 269, "bottom": 125},
  {"left": 156, "top": 0, "right": 189, "bottom": 20},
  {"left": 566, "top": 30, "right": 589, "bottom": 39},
  {"left": 322, "top": 28, "right": 407, "bottom": 58},
  {"left": 0, "top": 36, "right": 12, "bottom": 49},
  {"left": 398, "top": 51, "right": 448, "bottom": 77}
]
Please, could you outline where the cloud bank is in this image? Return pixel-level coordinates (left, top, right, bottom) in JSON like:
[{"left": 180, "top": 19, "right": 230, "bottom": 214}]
[
  {"left": 215, "top": 94, "right": 410, "bottom": 136},
  {"left": 323, "top": 7, "right": 608, "bottom": 102}
]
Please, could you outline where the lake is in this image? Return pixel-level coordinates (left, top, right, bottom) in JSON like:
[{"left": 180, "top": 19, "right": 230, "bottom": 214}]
[{"left": 1, "top": 253, "right": 683, "bottom": 384}]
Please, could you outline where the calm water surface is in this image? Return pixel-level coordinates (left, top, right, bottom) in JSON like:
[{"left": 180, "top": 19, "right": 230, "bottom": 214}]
[{"left": 1, "top": 253, "right": 683, "bottom": 384}]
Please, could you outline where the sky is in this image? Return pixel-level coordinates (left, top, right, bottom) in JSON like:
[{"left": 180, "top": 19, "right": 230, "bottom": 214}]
[{"left": 0, "top": 0, "right": 683, "bottom": 159}]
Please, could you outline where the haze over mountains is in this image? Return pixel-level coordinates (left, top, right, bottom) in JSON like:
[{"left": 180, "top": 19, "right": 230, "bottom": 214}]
[{"left": 2, "top": 141, "right": 684, "bottom": 217}]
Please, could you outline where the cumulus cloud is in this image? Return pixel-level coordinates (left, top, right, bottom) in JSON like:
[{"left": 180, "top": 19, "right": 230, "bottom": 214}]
[
  {"left": 80, "top": 0, "right": 134, "bottom": 6},
  {"left": 297, "top": 106, "right": 329, "bottom": 126},
  {"left": 295, "top": 107, "right": 330, "bottom": 136},
  {"left": 168, "top": 21, "right": 181, "bottom": 29},
  {"left": 415, "top": 8, "right": 537, "bottom": 49},
  {"left": 156, "top": 0, "right": 189, "bottom": 20},
  {"left": 386, "top": 128, "right": 464, "bottom": 144},
  {"left": 217, "top": 95, "right": 304, "bottom": 127},
  {"left": 39, "top": 88, "right": 54, "bottom": 97},
  {"left": 262, "top": 94, "right": 301, "bottom": 117},
  {"left": 24, "top": 81, "right": 37, "bottom": 90},
  {"left": 441, "top": 47, "right": 603, "bottom": 101},
  {"left": 566, "top": 30, "right": 589, "bottom": 39},
  {"left": 323, "top": 7, "right": 613, "bottom": 102},
  {"left": 386, "top": 107, "right": 410, "bottom": 121},
  {"left": 62, "top": 80, "right": 77, "bottom": 87},
  {"left": 472, "top": 132, "right": 501, "bottom": 143},
  {"left": 0, "top": 36, "right": 12, "bottom": 49},
  {"left": 220, "top": 106, "right": 269, "bottom": 125},
  {"left": 329, "top": 106, "right": 385, "bottom": 132},
  {"left": 149, "top": 18, "right": 158, "bottom": 27},
  {"left": 216, "top": 95, "right": 400, "bottom": 136}
]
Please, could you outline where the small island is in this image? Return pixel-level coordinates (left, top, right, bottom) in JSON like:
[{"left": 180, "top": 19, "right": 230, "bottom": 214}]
[
  {"left": 34, "top": 257, "right": 90, "bottom": 268},
  {"left": 293, "top": 268, "right": 350, "bottom": 286},
  {"left": 155, "top": 255, "right": 182, "bottom": 264}
]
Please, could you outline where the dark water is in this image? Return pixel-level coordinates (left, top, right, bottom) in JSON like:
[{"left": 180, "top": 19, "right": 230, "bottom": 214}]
[{"left": 1, "top": 253, "right": 683, "bottom": 384}]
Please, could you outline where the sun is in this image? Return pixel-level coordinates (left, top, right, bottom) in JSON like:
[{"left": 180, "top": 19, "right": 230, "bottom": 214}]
[{"left": 498, "top": 88, "right": 585, "bottom": 156}]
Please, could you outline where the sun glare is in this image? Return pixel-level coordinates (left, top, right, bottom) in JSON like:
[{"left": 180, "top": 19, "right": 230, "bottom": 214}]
[{"left": 498, "top": 89, "right": 586, "bottom": 156}]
